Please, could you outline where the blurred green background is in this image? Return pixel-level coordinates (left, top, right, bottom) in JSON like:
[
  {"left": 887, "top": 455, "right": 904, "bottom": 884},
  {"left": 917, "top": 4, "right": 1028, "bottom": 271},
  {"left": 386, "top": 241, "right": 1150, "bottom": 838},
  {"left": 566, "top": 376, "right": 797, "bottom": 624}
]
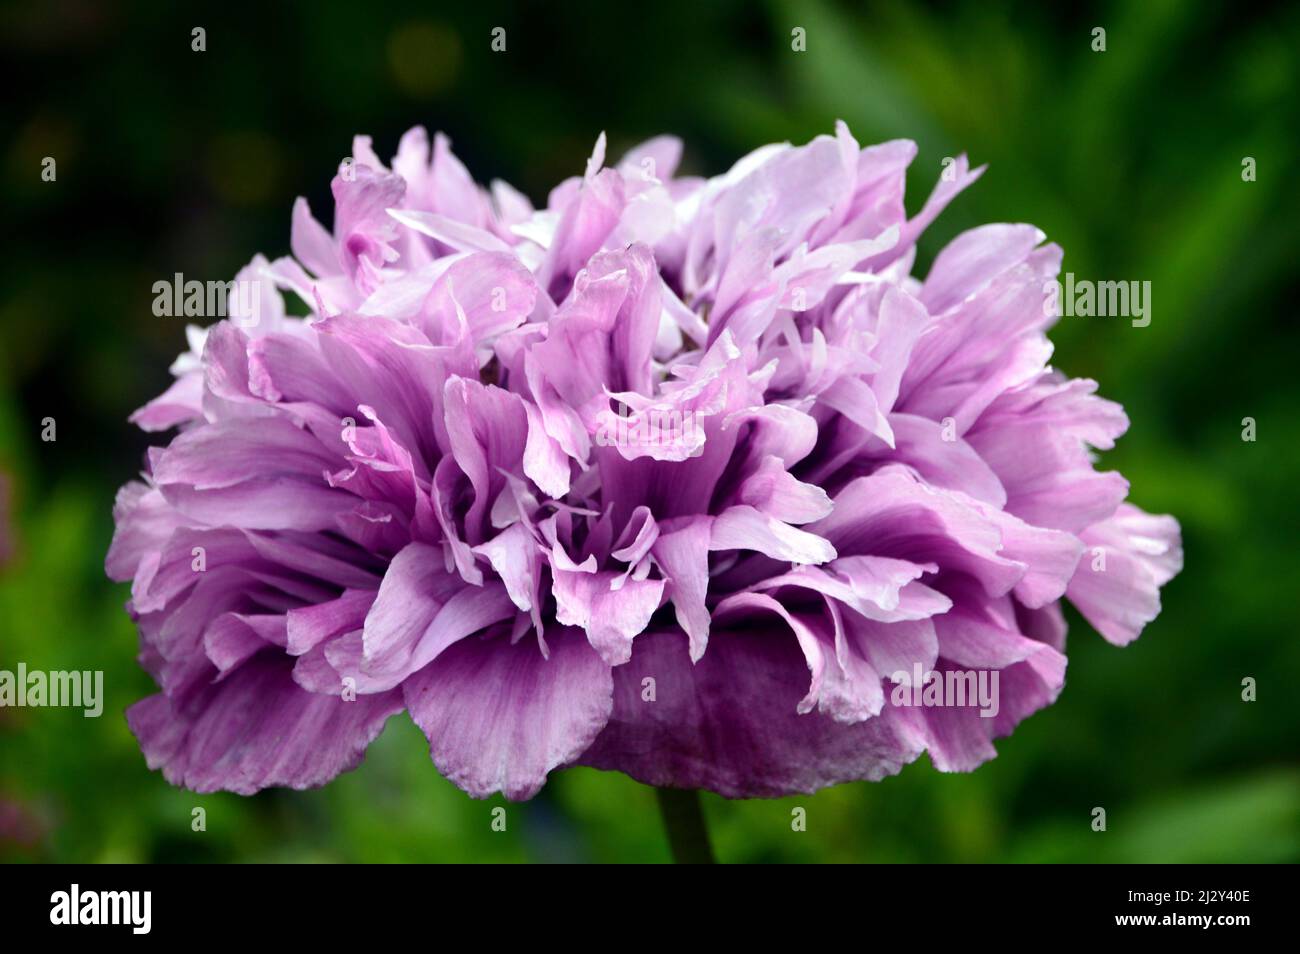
[{"left": 1, "top": 0, "right": 1297, "bottom": 862}]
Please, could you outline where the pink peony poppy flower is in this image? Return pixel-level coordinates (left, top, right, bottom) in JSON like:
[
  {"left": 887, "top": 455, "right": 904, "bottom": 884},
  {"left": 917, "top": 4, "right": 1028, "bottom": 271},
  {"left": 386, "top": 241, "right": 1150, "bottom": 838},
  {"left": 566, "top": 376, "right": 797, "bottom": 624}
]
[{"left": 109, "top": 124, "right": 1180, "bottom": 802}]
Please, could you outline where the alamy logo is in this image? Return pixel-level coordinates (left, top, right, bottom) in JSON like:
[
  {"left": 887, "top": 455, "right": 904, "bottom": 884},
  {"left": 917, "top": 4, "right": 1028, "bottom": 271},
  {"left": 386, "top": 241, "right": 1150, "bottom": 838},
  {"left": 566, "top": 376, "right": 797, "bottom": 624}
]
[
  {"left": 1042, "top": 272, "right": 1151, "bottom": 327},
  {"left": 594, "top": 408, "right": 705, "bottom": 453},
  {"left": 152, "top": 273, "right": 262, "bottom": 328},
  {"left": 50, "top": 884, "right": 151, "bottom": 934},
  {"left": 889, "top": 663, "right": 1000, "bottom": 718},
  {"left": 0, "top": 663, "right": 102, "bottom": 717}
]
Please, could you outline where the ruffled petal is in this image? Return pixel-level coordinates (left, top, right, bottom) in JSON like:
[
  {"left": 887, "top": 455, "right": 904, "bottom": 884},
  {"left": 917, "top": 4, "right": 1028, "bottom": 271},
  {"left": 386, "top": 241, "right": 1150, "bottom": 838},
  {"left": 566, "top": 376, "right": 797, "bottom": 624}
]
[
  {"left": 404, "top": 627, "right": 613, "bottom": 800},
  {"left": 1067, "top": 503, "right": 1182, "bottom": 645},
  {"left": 127, "top": 655, "right": 402, "bottom": 795}
]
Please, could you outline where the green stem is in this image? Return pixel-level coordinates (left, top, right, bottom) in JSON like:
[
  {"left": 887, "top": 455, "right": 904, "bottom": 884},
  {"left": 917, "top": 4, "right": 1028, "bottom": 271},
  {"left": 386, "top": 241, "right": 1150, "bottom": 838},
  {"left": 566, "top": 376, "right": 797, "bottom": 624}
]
[{"left": 655, "top": 787, "right": 716, "bottom": 864}]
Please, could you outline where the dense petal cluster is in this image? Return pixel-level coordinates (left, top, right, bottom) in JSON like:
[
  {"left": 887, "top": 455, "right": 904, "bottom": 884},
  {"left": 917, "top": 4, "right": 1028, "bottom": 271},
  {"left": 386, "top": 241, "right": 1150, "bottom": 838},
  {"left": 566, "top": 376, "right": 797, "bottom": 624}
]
[{"left": 109, "top": 124, "right": 1181, "bottom": 799}]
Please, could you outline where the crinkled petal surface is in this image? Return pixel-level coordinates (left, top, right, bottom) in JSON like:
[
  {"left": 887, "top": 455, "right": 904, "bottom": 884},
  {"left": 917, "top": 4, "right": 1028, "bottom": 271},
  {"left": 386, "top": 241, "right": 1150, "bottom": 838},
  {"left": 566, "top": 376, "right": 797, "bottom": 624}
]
[{"left": 109, "top": 123, "right": 1180, "bottom": 801}]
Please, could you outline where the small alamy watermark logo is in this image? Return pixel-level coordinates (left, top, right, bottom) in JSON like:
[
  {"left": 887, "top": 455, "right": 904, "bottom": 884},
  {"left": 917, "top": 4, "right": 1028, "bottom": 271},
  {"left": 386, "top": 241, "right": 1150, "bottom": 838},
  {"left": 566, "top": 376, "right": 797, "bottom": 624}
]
[
  {"left": 0, "top": 663, "right": 103, "bottom": 717},
  {"left": 889, "top": 663, "right": 1000, "bottom": 718},
  {"left": 1043, "top": 272, "right": 1151, "bottom": 327},
  {"left": 50, "top": 884, "right": 151, "bottom": 934},
  {"left": 595, "top": 408, "right": 705, "bottom": 452},
  {"left": 152, "top": 273, "right": 261, "bottom": 328}
]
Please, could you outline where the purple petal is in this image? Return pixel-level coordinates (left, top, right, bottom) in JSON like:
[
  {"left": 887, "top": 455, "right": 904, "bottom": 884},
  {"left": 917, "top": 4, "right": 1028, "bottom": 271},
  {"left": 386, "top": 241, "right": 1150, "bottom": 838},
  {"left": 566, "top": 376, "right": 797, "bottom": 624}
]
[
  {"left": 128, "top": 655, "right": 402, "bottom": 795},
  {"left": 1067, "top": 503, "right": 1182, "bottom": 645},
  {"left": 579, "top": 627, "right": 925, "bottom": 797},
  {"left": 404, "top": 627, "right": 613, "bottom": 800}
]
